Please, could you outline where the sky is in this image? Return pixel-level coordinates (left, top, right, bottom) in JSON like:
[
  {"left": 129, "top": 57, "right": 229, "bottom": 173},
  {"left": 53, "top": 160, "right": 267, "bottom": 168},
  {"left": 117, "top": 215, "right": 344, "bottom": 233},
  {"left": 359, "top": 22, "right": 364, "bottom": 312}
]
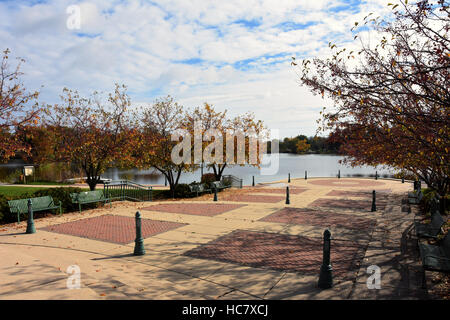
[{"left": 0, "top": 0, "right": 393, "bottom": 138}]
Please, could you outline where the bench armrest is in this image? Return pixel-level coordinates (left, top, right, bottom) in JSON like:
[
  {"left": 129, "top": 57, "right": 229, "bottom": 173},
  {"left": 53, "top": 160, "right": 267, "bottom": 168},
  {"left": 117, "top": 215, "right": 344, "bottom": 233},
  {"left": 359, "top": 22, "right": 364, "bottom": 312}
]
[{"left": 423, "top": 254, "right": 450, "bottom": 262}]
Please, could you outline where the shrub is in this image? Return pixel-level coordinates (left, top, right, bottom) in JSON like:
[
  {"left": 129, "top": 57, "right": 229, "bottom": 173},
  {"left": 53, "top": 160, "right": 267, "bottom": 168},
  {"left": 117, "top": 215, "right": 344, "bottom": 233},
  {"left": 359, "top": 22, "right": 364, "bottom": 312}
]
[
  {"left": 0, "top": 191, "right": 36, "bottom": 223},
  {"left": 420, "top": 188, "right": 450, "bottom": 215},
  {"left": 6, "top": 169, "right": 23, "bottom": 184},
  {"left": 201, "top": 173, "right": 216, "bottom": 185},
  {"left": 173, "top": 183, "right": 195, "bottom": 198},
  {"left": 32, "top": 187, "right": 84, "bottom": 213},
  {"left": 0, "top": 195, "right": 9, "bottom": 222}
]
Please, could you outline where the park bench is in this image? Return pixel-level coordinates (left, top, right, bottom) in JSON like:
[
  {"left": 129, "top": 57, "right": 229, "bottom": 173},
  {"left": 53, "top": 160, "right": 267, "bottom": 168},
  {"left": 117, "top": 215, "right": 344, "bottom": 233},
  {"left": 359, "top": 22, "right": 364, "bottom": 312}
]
[
  {"left": 408, "top": 189, "right": 423, "bottom": 204},
  {"left": 189, "top": 183, "right": 212, "bottom": 197},
  {"left": 211, "top": 180, "right": 231, "bottom": 191},
  {"left": 418, "top": 233, "right": 450, "bottom": 272},
  {"left": 8, "top": 196, "right": 62, "bottom": 224},
  {"left": 415, "top": 211, "right": 445, "bottom": 239},
  {"left": 70, "top": 190, "right": 111, "bottom": 213}
]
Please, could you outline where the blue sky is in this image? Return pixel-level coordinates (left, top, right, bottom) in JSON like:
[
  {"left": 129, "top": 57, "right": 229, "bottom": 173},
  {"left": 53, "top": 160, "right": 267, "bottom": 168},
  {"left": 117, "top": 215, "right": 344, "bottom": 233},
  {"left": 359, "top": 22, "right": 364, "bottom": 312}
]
[{"left": 0, "top": 0, "right": 392, "bottom": 138}]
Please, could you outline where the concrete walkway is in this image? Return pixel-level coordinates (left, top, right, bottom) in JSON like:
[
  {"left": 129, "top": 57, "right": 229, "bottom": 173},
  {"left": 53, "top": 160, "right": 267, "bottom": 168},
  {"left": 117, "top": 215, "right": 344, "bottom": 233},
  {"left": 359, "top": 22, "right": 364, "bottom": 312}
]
[{"left": 0, "top": 178, "right": 429, "bottom": 299}]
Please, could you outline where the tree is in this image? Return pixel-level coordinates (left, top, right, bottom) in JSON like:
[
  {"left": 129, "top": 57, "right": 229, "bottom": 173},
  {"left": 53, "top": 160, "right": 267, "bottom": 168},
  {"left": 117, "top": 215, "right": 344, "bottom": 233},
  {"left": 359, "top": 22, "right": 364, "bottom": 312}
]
[
  {"left": 44, "top": 84, "right": 135, "bottom": 190},
  {"left": 296, "top": 138, "right": 310, "bottom": 154},
  {"left": 0, "top": 49, "right": 40, "bottom": 162},
  {"left": 298, "top": 0, "right": 450, "bottom": 196},
  {"left": 137, "top": 95, "right": 190, "bottom": 197},
  {"left": 183, "top": 103, "right": 267, "bottom": 181}
]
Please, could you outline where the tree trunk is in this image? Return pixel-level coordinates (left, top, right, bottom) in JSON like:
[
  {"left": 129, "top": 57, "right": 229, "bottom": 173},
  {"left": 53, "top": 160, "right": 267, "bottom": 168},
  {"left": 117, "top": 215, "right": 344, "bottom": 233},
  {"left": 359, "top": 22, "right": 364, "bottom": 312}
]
[
  {"left": 86, "top": 177, "right": 98, "bottom": 191},
  {"left": 212, "top": 163, "right": 227, "bottom": 181}
]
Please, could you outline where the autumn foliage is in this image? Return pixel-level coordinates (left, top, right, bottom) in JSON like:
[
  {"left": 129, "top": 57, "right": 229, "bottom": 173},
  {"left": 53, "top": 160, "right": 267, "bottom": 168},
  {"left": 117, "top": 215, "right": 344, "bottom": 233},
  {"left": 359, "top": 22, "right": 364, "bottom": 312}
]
[
  {"left": 42, "top": 84, "right": 136, "bottom": 190},
  {"left": 183, "top": 103, "right": 268, "bottom": 181},
  {"left": 298, "top": 0, "right": 450, "bottom": 196},
  {"left": 0, "top": 49, "right": 40, "bottom": 162}
]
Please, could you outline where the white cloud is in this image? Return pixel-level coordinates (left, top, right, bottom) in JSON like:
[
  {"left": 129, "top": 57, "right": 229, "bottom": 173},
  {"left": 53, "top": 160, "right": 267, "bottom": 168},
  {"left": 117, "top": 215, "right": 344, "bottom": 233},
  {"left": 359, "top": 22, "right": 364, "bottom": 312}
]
[{"left": 0, "top": 0, "right": 390, "bottom": 137}]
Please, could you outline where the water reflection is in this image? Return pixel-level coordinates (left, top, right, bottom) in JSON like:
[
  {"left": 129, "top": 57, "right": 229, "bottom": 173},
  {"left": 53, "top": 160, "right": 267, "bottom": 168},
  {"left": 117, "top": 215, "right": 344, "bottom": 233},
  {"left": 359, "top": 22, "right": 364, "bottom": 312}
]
[
  {"left": 0, "top": 154, "right": 397, "bottom": 186},
  {"left": 102, "top": 154, "right": 397, "bottom": 186}
]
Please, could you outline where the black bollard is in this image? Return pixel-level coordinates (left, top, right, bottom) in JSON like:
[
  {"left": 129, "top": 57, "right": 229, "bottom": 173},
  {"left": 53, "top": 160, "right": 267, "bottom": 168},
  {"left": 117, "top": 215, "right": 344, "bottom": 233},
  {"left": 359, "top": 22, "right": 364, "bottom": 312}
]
[
  {"left": 26, "top": 199, "right": 36, "bottom": 234},
  {"left": 213, "top": 187, "right": 218, "bottom": 202},
  {"left": 305, "top": 170, "right": 307, "bottom": 180},
  {"left": 375, "top": 171, "right": 378, "bottom": 180},
  {"left": 288, "top": 173, "right": 291, "bottom": 183},
  {"left": 134, "top": 211, "right": 145, "bottom": 255},
  {"left": 252, "top": 176, "right": 255, "bottom": 187},
  {"left": 401, "top": 177, "right": 404, "bottom": 184},
  {"left": 371, "top": 190, "right": 376, "bottom": 212},
  {"left": 318, "top": 229, "right": 333, "bottom": 289},
  {"left": 338, "top": 170, "right": 340, "bottom": 179},
  {"left": 286, "top": 187, "right": 290, "bottom": 205}
]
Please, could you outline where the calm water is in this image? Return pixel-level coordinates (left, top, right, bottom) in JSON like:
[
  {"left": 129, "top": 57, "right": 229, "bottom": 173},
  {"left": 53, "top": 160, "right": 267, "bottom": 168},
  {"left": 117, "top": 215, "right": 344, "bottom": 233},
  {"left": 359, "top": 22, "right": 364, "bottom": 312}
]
[
  {"left": 103, "top": 154, "right": 397, "bottom": 186},
  {"left": 0, "top": 154, "right": 397, "bottom": 186}
]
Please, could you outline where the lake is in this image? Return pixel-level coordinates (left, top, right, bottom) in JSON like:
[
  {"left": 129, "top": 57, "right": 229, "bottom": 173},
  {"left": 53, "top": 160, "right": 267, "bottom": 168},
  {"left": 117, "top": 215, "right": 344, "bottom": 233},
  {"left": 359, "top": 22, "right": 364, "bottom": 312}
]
[
  {"left": 103, "top": 154, "right": 397, "bottom": 186},
  {"left": 0, "top": 154, "right": 398, "bottom": 186}
]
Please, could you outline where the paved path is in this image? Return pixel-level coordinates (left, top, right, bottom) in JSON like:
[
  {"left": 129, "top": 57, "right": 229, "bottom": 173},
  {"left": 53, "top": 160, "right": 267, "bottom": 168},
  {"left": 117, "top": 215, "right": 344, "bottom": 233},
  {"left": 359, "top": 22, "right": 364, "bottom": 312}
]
[{"left": 0, "top": 178, "right": 429, "bottom": 299}]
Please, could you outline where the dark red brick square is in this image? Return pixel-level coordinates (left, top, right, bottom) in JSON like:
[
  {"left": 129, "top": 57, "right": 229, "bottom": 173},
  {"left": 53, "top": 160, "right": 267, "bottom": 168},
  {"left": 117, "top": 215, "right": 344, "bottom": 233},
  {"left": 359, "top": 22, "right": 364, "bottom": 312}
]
[
  {"left": 220, "top": 194, "right": 285, "bottom": 203},
  {"left": 245, "top": 188, "right": 307, "bottom": 195},
  {"left": 326, "top": 190, "right": 391, "bottom": 197},
  {"left": 41, "top": 214, "right": 187, "bottom": 244},
  {"left": 184, "top": 230, "right": 366, "bottom": 279},
  {"left": 260, "top": 207, "right": 376, "bottom": 230},
  {"left": 310, "top": 198, "right": 387, "bottom": 211},
  {"left": 141, "top": 203, "right": 246, "bottom": 216},
  {"left": 308, "top": 179, "right": 385, "bottom": 187}
]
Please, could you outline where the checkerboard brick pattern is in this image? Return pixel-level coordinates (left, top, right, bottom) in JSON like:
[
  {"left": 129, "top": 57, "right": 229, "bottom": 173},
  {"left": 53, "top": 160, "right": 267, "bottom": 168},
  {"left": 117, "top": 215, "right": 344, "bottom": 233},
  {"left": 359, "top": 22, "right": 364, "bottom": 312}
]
[
  {"left": 310, "top": 198, "right": 387, "bottom": 211},
  {"left": 42, "top": 215, "right": 187, "bottom": 244},
  {"left": 219, "top": 194, "right": 285, "bottom": 203},
  {"left": 260, "top": 208, "right": 376, "bottom": 230},
  {"left": 141, "top": 203, "right": 246, "bottom": 216},
  {"left": 308, "top": 179, "right": 385, "bottom": 187},
  {"left": 244, "top": 188, "right": 307, "bottom": 195},
  {"left": 184, "top": 230, "right": 366, "bottom": 278}
]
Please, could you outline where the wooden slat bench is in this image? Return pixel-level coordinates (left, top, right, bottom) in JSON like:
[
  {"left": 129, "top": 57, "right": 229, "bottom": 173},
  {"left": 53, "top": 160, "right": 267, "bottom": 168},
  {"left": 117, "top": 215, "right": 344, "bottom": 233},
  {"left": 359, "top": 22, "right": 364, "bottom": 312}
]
[
  {"left": 70, "top": 190, "right": 111, "bottom": 213},
  {"left": 8, "top": 196, "right": 62, "bottom": 224},
  {"left": 419, "top": 233, "right": 450, "bottom": 272}
]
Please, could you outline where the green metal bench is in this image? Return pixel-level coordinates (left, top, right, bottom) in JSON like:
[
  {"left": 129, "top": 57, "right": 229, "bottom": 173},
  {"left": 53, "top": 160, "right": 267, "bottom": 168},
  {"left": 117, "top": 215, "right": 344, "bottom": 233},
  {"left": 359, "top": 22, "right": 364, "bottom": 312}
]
[
  {"left": 415, "top": 211, "right": 445, "bottom": 239},
  {"left": 408, "top": 189, "right": 423, "bottom": 204},
  {"left": 8, "top": 196, "right": 62, "bottom": 224},
  {"left": 189, "top": 183, "right": 212, "bottom": 197},
  {"left": 211, "top": 180, "right": 231, "bottom": 191},
  {"left": 70, "top": 190, "right": 111, "bottom": 213},
  {"left": 418, "top": 233, "right": 450, "bottom": 272}
]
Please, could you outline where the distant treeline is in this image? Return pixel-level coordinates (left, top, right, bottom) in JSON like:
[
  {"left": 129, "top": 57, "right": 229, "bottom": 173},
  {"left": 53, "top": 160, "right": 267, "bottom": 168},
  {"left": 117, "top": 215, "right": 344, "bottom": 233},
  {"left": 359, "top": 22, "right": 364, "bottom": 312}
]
[{"left": 267, "top": 135, "right": 341, "bottom": 154}]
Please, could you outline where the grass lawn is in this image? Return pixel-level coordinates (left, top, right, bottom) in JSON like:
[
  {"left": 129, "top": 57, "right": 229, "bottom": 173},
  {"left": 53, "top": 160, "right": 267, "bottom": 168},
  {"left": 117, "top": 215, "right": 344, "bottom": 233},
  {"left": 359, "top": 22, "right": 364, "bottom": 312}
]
[
  {"left": 0, "top": 186, "right": 89, "bottom": 197},
  {"left": 22, "top": 181, "right": 75, "bottom": 186}
]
